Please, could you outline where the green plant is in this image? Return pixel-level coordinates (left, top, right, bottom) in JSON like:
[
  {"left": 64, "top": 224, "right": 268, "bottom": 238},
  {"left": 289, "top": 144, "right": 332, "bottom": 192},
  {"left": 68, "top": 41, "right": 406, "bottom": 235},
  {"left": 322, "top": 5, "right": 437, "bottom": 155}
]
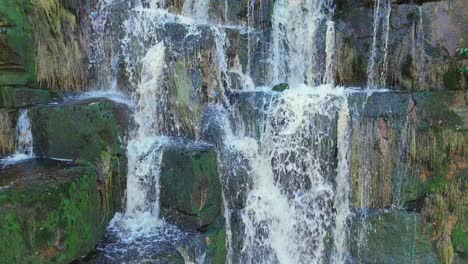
[{"left": 456, "top": 39, "right": 468, "bottom": 74}]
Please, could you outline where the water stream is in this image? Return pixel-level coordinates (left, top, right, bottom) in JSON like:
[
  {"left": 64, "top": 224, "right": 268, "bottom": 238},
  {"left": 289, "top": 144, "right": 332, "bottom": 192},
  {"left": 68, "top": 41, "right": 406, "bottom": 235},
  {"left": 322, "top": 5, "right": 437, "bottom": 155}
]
[
  {"left": 85, "top": 0, "right": 392, "bottom": 263},
  {"left": 0, "top": 109, "right": 34, "bottom": 166}
]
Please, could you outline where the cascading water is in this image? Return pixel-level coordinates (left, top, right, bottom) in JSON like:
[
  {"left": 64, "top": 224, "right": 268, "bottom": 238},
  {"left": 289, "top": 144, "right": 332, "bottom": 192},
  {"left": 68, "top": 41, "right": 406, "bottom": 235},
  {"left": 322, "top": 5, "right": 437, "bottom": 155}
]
[
  {"left": 239, "top": 87, "right": 346, "bottom": 264},
  {"left": 183, "top": 0, "right": 210, "bottom": 22},
  {"left": 89, "top": 0, "right": 357, "bottom": 263},
  {"left": 0, "top": 109, "right": 34, "bottom": 166},
  {"left": 367, "top": 0, "right": 392, "bottom": 88},
  {"left": 270, "top": 0, "right": 334, "bottom": 86}
]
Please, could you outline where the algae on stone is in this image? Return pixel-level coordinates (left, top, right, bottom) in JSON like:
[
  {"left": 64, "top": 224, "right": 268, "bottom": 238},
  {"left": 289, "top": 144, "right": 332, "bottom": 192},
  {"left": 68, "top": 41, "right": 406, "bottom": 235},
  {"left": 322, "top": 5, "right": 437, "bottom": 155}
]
[{"left": 0, "top": 161, "right": 111, "bottom": 264}]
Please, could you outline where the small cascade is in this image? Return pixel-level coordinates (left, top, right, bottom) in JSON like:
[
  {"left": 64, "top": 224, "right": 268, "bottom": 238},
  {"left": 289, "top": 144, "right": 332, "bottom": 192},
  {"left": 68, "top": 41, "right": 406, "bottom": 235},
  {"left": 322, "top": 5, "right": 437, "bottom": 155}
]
[
  {"left": 125, "top": 42, "right": 167, "bottom": 221},
  {"left": 0, "top": 109, "right": 34, "bottom": 166},
  {"left": 367, "top": 0, "right": 392, "bottom": 88},
  {"left": 270, "top": 0, "right": 335, "bottom": 86},
  {"left": 216, "top": 86, "right": 352, "bottom": 263},
  {"left": 15, "top": 109, "right": 34, "bottom": 157},
  {"left": 323, "top": 20, "right": 336, "bottom": 85},
  {"left": 183, "top": 0, "right": 210, "bottom": 22},
  {"left": 331, "top": 99, "right": 351, "bottom": 264},
  {"left": 411, "top": 6, "right": 428, "bottom": 88}
]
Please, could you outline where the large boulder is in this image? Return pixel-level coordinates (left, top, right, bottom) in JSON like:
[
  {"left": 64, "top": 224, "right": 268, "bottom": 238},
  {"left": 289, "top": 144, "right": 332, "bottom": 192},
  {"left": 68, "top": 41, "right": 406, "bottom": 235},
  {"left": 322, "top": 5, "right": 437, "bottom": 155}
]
[
  {"left": 160, "top": 141, "right": 222, "bottom": 230},
  {"left": 159, "top": 140, "right": 226, "bottom": 263},
  {"left": 0, "top": 159, "right": 114, "bottom": 264},
  {"left": 29, "top": 99, "right": 128, "bottom": 164}
]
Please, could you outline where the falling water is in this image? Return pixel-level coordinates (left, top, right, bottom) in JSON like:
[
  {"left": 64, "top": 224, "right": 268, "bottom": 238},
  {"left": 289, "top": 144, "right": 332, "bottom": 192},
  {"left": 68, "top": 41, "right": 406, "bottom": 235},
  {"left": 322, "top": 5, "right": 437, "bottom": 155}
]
[
  {"left": 323, "top": 20, "right": 336, "bottom": 85},
  {"left": 367, "top": 0, "right": 392, "bottom": 88},
  {"left": 218, "top": 86, "right": 350, "bottom": 263},
  {"left": 331, "top": 99, "right": 351, "bottom": 263},
  {"left": 183, "top": 0, "right": 210, "bottom": 22},
  {"left": 0, "top": 109, "right": 34, "bottom": 166},
  {"left": 270, "top": 0, "right": 334, "bottom": 86},
  {"left": 125, "top": 43, "right": 167, "bottom": 221}
]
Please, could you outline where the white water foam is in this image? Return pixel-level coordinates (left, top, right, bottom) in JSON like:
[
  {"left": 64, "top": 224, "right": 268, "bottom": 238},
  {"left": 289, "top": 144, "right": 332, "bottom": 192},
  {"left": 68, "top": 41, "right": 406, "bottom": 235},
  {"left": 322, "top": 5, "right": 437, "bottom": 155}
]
[
  {"left": 220, "top": 85, "right": 352, "bottom": 263},
  {"left": 0, "top": 109, "right": 35, "bottom": 166},
  {"left": 271, "top": 0, "right": 334, "bottom": 86}
]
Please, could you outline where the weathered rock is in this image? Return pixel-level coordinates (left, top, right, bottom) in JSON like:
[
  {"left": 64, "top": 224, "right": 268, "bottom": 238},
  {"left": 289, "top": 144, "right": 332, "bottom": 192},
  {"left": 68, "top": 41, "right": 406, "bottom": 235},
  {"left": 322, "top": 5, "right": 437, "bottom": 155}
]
[
  {"left": 0, "top": 159, "right": 113, "bottom": 264},
  {"left": 159, "top": 139, "right": 226, "bottom": 263},
  {"left": 349, "top": 209, "right": 440, "bottom": 263},
  {"left": 0, "top": 86, "right": 50, "bottom": 109},
  {"left": 0, "top": 0, "right": 36, "bottom": 87},
  {"left": 347, "top": 91, "right": 467, "bottom": 209},
  {"left": 160, "top": 141, "right": 222, "bottom": 231},
  {"left": 335, "top": 0, "right": 467, "bottom": 90},
  {"left": 0, "top": 109, "right": 16, "bottom": 156},
  {"left": 29, "top": 99, "right": 128, "bottom": 164}
]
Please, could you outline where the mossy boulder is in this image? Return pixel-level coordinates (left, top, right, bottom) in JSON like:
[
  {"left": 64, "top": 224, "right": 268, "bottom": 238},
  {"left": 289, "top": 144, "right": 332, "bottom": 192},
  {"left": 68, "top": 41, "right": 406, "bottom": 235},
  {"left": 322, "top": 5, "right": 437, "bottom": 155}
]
[
  {"left": 0, "top": 86, "right": 50, "bottom": 109},
  {"left": 159, "top": 140, "right": 226, "bottom": 263},
  {"left": 0, "top": 159, "right": 112, "bottom": 264},
  {"left": 0, "top": 0, "right": 36, "bottom": 87},
  {"left": 159, "top": 141, "right": 223, "bottom": 231},
  {"left": 29, "top": 99, "right": 127, "bottom": 164},
  {"left": 272, "top": 83, "right": 289, "bottom": 92},
  {"left": 350, "top": 210, "right": 440, "bottom": 264}
]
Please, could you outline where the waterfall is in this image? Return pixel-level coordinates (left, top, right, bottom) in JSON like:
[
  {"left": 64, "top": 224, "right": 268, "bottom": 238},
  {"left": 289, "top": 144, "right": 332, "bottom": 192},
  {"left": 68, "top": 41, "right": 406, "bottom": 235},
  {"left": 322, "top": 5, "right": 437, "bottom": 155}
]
[
  {"left": 0, "top": 109, "right": 34, "bottom": 166},
  {"left": 183, "top": 0, "right": 210, "bottom": 22},
  {"left": 367, "top": 0, "right": 392, "bottom": 88},
  {"left": 270, "top": 0, "right": 334, "bottom": 86},
  {"left": 323, "top": 20, "right": 336, "bottom": 85},
  {"left": 412, "top": 6, "right": 428, "bottom": 88},
  {"left": 331, "top": 99, "right": 351, "bottom": 263},
  {"left": 125, "top": 43, "right": 167, "bottom": 221},
  {"left": 217, "top": 86, "right": 351, "bottom": 263}
]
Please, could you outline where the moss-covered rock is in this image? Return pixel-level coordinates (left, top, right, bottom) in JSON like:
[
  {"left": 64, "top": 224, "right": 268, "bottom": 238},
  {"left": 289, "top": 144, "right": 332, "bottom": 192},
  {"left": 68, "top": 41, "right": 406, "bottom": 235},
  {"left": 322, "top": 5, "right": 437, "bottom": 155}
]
[
  {"left": 160, "top": 141, "right": 223, "bottom": 231},
  {"left": 0, "top": 109, "right": 16, "bottom": 156},
  {"left": 29, "top": 99, "right": 127, "bottom": 164},
  {"left": 0, "top": 86, "right": 50, "bottom": 109},
  {"left": 0, "top": 0, "right": 36, "bottom": 87},
  {"left": 0, "top": 159, "right": 112, "bottom": 264},
  {"left": 350, "top": 209, "right": 440, "bottom": 263}
]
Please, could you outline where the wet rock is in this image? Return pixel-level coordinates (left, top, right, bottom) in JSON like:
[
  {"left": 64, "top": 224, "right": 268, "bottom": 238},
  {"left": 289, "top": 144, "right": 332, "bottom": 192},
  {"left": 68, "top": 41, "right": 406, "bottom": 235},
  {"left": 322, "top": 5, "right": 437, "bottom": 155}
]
[
  {"left": 349, "top": 209, "right": 440, "bottom": 263},
  {"left": 335, "top": 0, "right": 467, "bottom": 90},
  {"left": 272, "top": 83, "right": 289, "bottom": 92},
  {"left": 159, "top": 140, "right": 223, "bottom": 231},
  {"left": 0, "top": 159, "right": 113, "bottom": 264},
  {"left": 0, "top": 109, "right": 16, "bottom": 156},
  {"left": 0, "top": 86, "right": 50, "bottom": 109},
  {"left": 29, "top": 99, "right": 128, "bottom": 164},
  {"left": 347, "top": 91, "right": 466, "bottom": 209},
  {"left": 0, "top": 0, "right": 36, "bottom": 87},
  {"left": 159, "top": 140, "right": 226, "bottom": 263}
]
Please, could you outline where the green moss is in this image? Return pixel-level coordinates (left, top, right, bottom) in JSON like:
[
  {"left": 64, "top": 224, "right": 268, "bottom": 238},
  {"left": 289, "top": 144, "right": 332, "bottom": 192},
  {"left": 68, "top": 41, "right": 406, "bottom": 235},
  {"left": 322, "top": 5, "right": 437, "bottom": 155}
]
[
  {"left": 272, "top": 83, "right": 289, "bottom": 92},
  {"left": 0, "top": 212, "right": 28, "bottom": 263},
  {"left": 160, "top": 144, "right": 222, "bottom": 229},
  {"left": 426, "top": 176, "right": 449, "bottom": 194},
  {"left": 444, "top": 68, "right": 462, "bottom": 91},
  {"left": 29, "top": 101, "right": 125, "bottom": 163},
  {"left": 211, "top": 227, "right": 227, "bottom": 264},
  {"left": 0, "top": 165, "right": 108, "bottom": 263},
  {"left": 0, "top": 86, "right": 50, "bottom": 109},
  {"left": 452, "top": 224, "right": 468, "bottom": 254},
  {"left": 0, "top": 0, "right": 36, "bottom": 86}
]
